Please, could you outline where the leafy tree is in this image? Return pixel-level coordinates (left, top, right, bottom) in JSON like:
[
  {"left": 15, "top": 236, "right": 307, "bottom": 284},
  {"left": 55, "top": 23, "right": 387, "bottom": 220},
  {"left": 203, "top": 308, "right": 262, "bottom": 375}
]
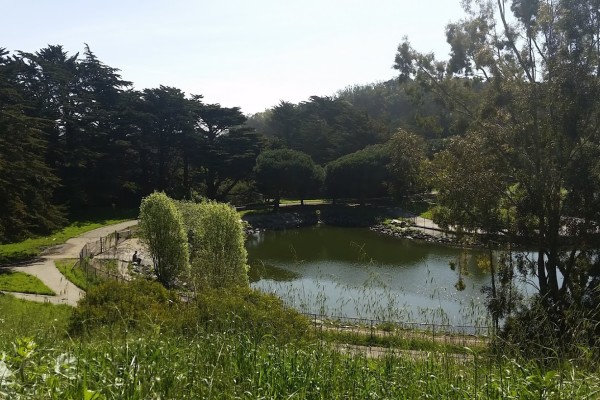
[
  {"left": 395, "top": 0, "right": 600, "bottom": 348},
  {"left": 15, "top": 44, "right": 132, "bottom": 208},
  {"left": 176, "top": 200, "right": 248, "bottom": 289},
  {"left": 387, "top": 129, "right": 426, "bottom": 199},
  {"left": 325, "top": 145, "right": 390, "bottom": 206},
  {"left": 254, "top": 149, "right": 323, "bottom": 210},
  {"left": 133, "top": 86, "right": 194, "bottom": 196},
  {"left": 138, "top": 192, "right": 189, "bottom": 288}
]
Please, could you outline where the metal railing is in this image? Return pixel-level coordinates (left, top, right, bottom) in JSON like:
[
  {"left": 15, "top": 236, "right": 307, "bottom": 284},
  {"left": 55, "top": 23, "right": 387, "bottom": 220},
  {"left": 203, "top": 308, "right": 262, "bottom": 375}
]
[
  {"left": 76, "top": 227, "right": 135, "bottom": 282},
  {"left": 303, "top": 313, "right": 490, "bottom": 347}
]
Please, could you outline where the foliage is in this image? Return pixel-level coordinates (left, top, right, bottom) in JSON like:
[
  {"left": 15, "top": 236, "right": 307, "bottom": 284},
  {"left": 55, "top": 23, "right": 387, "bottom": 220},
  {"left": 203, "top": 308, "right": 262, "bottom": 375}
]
[
  {"left": 138, "top": 192, "right": 189, "bottom": 288},
  {"left": 335, "top": 79, "right": 468, "bottom": 141},
  {"left": 177, "top": 287, "right": 312, "bottom": 341},
  {"left": 325, "top": 144, "right": 391, "bottom": 205},
  {"left": 191, "top": 102, "right": 264, "bottom": 200},
  {"left": 68, "top": 279, "right": 179, "bottom": 336},
  {"left": 250, "top": 96, "right": 383, "bottom": 164},
  {"left": 177, "top": 200, "right": 249, "bottom": 290},
  {"left": 500, "top": 296, "right": 600, "bottom": 364},
  {"left": 0, "top": 47, "right": 65, "bottom": 243},
  {"left": 387, "top": 128, "right": 426, "bottom": 199},
  {"left": 254, "top": 149, "right": 323, "bottom": 209},
  {"left": 394, "top": 0, "right": 600, "bottom": 352},
  {"left": 0, "top": 270, "right": 55, "bottom": 295}
]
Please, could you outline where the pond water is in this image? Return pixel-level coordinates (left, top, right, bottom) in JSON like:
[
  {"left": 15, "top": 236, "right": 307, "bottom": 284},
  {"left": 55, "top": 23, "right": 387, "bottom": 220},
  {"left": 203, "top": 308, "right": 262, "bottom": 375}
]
[{"left": 246, "top": 225, "right": 492, "bottom": 326}]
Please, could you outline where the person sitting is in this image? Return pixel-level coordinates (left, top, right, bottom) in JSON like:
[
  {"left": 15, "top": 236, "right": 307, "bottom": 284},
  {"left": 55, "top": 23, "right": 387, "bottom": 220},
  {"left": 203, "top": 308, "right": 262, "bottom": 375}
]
[{"left": 132, "top": 251, "right": 142, "bottom": 265}]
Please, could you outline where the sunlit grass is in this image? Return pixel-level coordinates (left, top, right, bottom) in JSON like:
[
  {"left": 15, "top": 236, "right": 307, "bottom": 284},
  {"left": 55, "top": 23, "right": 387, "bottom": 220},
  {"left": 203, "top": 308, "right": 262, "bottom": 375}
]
[
  {"left": 0, "top": 208, "right": 138, "bottom": 264},
  {"left": 0, "top": 270, "right": 55, "bottom": 295},
  {"left": 1, "top": 330, "right": 598, "bottom": 399},
  {"left": 54, "top": 259, "right": 104, "bottom": 291},
  {"left": 0, "top": 294, "right": 71, "bottom": 341},
  {"left": 0, "top": 277, "right": 598, "bottom": 398}
]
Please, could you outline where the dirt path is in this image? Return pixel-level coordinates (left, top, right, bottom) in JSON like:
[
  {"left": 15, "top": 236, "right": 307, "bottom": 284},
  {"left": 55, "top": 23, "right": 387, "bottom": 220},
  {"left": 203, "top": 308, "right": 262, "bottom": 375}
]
[{"left": 1, "top": 220, "right": 138, "bottom": 306}]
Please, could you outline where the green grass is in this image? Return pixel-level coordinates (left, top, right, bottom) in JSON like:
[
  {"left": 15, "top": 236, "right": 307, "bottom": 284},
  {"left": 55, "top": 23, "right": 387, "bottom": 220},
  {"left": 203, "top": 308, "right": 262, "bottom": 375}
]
[
  {"left": 0, "top": 294, "right": 71, "bottom": 341},
  {"left": 1, "top": 328, "right": 598, "bottom": 399},
  {"left": 0, "top": 208, "right": 137, "bottom": 265},
  {"left": 0, "top": 283, "right": 599, "bottom": 398},
  {"left": 55, "top": 259, "right": 104, "bottom": 291},
  {"left": 0, "top": 270, "right": 55, "bottom": 295}
]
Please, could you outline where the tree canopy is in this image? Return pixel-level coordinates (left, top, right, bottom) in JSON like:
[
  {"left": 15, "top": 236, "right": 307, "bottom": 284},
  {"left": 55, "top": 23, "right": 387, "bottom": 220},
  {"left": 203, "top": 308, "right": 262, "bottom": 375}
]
[
  {"left": 254, "top": 149, "right": 323, "bottom": 209},
  {"left": 395, "top": 0, "right": 600, "bottom": 349},
  {"left": 325, "top": 145, "right": 391, "bottom": 206}
]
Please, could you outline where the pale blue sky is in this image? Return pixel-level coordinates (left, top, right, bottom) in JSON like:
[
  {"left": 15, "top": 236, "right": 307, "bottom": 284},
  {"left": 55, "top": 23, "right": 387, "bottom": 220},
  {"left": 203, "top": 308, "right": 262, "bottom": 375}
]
[{"left": 2, "top": 1, "right": 465, "bottom": 114}]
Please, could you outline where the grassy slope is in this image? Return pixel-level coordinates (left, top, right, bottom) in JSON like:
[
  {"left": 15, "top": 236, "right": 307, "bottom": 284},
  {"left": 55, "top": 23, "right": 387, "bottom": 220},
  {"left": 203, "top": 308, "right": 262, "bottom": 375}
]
[
  {"left": 0, "top": 270, "right": 55, "bottom": 295},
  {"left": 0, "top": 285, "right": 597, "bottom": 398},
  {"left": 0, "top": 208, "right": 137, "bottom": 264}
]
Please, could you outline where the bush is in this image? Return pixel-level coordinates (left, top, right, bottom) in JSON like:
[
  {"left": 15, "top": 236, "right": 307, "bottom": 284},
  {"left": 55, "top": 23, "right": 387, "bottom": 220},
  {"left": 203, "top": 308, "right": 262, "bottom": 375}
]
[
  {"left": 69, "top": 280, "right": 311, "bottom": 342},
  {"left": 178, "top": 287, "right": 312, "bottom": 342},
  {"left": 69, "top": 279, "right": 180, "bottom": 336},
  {"left": 177, "top": 200, "right": 249, "bottom": 290},
  {"left": 138, "top": 192, "right": 189, "bottom": 288}
]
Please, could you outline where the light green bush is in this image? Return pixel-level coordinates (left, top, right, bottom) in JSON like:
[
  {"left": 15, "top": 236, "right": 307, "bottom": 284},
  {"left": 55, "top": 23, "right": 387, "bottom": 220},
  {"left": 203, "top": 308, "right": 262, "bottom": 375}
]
[
  {"left": 177, "top": 200, "right": 248, "bottom": 290},
  {"left": 138, "top": 192, "right": 189, "bottom": 288}
]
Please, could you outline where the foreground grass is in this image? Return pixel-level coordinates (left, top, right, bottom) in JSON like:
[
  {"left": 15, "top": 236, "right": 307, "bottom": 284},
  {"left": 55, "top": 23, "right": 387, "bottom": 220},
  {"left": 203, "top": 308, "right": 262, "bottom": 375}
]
[
  {"left": 2, "top": 329, "right": 599, "bottom": 399},
  {"left": 0, "top": 294, "right": 71, "bottom": 342},
  {"left": 0, "top": 208, "right": 137, "bottom": 265},
  {"left": 0, "top": 270, "right": 55, "bottom": 295},
  {"left": 1, "top": 291, "right": 600, "bottom": 398}
]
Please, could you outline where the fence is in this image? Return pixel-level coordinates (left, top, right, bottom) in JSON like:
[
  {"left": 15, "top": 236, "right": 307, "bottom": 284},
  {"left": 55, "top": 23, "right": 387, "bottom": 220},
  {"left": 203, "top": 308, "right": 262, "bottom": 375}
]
[
  {"left": 303, "top": 313, "right": 490, "bottom": 348},
  {"left": 77, "top": 227, "right": 135, "bottom": 282}
]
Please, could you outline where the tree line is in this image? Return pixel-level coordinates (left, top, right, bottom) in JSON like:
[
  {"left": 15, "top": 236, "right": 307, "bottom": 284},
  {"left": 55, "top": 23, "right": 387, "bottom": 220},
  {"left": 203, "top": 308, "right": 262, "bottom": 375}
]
[{"left": 0, "top": 44, "right": 432, "bottom": 243}]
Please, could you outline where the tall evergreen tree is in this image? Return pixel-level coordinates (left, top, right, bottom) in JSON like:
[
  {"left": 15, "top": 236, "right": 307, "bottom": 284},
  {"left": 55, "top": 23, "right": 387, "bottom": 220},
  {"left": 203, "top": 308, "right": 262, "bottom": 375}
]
[{"left": 0, "top": 48, "right": 64, "bottom": 242}]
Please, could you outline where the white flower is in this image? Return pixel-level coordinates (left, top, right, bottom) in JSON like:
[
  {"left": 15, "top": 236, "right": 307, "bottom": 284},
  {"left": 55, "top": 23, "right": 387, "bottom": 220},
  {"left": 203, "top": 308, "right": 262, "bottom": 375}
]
[
  {"left": 54, "top": 353, "right": 77, "bottom": 379},
  {"left": 0, "top": 360, "right": 12, "bottom": 386}
]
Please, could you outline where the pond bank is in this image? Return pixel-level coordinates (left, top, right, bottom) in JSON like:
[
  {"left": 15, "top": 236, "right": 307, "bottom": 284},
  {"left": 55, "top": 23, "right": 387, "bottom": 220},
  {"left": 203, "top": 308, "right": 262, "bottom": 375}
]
[{"left": 241, "top": 205, "right": 464, "bottom": 247}]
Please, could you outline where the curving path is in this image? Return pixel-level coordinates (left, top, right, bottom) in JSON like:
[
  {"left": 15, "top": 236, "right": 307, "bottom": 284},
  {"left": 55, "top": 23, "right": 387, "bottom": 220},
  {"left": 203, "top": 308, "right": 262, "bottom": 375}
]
[{"left": 1, "top": 220, "right": 138, "bottom": 306}]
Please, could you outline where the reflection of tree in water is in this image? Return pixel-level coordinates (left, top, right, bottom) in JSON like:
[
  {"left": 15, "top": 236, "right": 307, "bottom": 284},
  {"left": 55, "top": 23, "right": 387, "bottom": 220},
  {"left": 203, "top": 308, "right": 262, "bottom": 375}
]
[{"left": 247, "top": 259, "right": 300, "bottom": 283}]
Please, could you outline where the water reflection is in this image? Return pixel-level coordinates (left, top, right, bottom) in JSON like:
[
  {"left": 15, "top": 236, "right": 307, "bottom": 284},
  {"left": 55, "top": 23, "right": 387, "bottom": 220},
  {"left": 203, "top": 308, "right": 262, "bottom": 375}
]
[{"left": 246, "top": 225, "right": 491, "bottom": 325}]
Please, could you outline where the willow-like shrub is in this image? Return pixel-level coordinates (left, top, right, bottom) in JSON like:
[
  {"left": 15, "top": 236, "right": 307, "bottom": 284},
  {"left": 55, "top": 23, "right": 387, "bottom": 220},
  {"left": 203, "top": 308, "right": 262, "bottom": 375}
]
[
  {"left": 177, "top": 200, "right": 248, "bottom": 290},
  {"left": 138, "top": 192, "right": 189, "bottom": 288}
]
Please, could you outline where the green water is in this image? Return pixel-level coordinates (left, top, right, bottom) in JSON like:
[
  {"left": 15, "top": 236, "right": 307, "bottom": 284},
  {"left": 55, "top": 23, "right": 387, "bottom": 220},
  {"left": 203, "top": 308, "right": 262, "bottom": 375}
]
[{"left": 247, "top": 225, "right": 491, "bottom": 326}]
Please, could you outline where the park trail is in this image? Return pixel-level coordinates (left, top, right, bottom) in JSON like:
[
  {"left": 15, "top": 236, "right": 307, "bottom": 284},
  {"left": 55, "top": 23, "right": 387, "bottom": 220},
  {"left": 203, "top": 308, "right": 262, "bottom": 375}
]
[{"left": 1, "top": 220, "right": 138, "bottom": 306}]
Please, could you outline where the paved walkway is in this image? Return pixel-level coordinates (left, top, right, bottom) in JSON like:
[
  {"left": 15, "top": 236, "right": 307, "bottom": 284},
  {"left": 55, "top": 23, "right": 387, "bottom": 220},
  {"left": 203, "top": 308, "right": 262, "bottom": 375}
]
[{"left": 2, "top": 220, "right": 138, "bottom": 306}]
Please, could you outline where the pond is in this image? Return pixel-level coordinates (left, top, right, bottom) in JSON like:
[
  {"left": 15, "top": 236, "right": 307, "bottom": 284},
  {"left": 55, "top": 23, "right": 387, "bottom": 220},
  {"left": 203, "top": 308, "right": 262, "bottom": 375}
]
[{"left": 246, "top": 225, "right": 492, "bottom": 326}]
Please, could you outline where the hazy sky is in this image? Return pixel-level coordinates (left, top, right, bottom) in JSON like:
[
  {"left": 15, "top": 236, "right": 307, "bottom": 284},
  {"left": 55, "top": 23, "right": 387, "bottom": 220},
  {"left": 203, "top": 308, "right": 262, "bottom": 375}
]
[{"left": 2, "top": 1, "right": 466, "bottom": 114}]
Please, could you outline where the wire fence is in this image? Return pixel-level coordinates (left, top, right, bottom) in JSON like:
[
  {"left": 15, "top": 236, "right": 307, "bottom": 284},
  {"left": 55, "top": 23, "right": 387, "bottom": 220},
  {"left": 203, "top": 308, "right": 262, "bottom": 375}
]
[
  {"left": 303, "top": 313, "right": 490, "bottom": 347},
  {"left": 76, "top": 227, "right": 135, "bottom": 283}
]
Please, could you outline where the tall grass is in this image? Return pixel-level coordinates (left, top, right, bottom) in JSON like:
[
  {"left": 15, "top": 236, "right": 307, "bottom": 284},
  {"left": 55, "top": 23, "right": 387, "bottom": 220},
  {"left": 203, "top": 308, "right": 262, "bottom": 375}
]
[
  {"left": 1, "top": 330, "right": 599, "bottom": 399},
  {"left": 1, "top": 284, "right": 599, "bottom": 398}
]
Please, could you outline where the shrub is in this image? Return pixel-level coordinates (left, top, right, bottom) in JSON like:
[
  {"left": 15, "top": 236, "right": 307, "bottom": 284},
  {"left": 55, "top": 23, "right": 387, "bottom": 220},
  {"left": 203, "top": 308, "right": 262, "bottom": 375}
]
[
  {"left": 68, "top": 279, "right": 180, "bottom": 336},
  {"left": 177, "top": 200, "right": 249, "bottom": 290},
  {"left": 138, "top": 192, "right": 189, "bottom": 288},
  {"left": 177, "top": 287, "right": 312, "bottom": 342}
]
